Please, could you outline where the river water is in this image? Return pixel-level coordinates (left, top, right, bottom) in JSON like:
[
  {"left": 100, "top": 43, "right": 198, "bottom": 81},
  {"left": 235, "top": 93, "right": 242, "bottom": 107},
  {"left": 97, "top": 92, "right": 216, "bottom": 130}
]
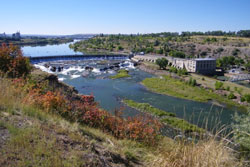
[
  {"left": 22, "top": 41, "right": 82, "bottom": 57},
  {"left": 22, "top": 42, "right": 238, "bottom": 130}
]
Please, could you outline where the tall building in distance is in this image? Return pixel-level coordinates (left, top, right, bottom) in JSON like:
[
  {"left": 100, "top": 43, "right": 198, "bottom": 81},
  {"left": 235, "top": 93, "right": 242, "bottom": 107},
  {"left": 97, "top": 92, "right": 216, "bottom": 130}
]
[
  {"left": 12, "top": 31, "right": 21, "bottom": 39},
  {"left": 0, "top": 32, "right": 6, "bottom": 38}
]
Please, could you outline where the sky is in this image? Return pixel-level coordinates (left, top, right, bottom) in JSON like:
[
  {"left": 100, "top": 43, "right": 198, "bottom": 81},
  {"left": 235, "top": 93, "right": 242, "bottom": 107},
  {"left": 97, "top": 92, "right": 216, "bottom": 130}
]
[{"left": 0, "top": 0, "right": 250, "bottom": 35}]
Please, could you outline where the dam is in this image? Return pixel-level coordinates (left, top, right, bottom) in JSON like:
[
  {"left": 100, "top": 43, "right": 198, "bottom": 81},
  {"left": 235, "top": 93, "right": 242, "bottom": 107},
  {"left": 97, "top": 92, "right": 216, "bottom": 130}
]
[{"left": 29, "top": 54, "right": 130, "bottom": 64}]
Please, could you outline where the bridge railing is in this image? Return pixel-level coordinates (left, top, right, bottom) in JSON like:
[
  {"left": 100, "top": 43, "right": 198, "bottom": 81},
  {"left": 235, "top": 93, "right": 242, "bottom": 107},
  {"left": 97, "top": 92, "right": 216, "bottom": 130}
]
[{"left": 228, "top": 74, "right": 250, "bottom": 82}]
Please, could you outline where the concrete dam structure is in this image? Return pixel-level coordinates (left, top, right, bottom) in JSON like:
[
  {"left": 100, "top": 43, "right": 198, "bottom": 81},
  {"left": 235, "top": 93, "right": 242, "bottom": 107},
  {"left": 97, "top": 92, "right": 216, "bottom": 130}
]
[{"left": 29, "top": 54, "right": 130, "bottom": 64}]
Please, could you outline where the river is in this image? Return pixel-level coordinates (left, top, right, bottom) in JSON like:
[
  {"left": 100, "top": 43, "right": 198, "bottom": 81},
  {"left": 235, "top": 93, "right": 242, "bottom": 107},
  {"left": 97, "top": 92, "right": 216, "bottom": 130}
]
[{"left": 22, "top": 41, "right": 238, "bottom": 130}]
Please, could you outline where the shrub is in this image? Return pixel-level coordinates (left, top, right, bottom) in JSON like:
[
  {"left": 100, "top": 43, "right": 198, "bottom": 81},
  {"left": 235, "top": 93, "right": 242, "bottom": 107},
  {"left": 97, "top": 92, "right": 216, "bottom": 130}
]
[
  {"left": 169, "top": 66, "right": 178, "bottom": 73},
  {"left": 232, "top": 112, "right": 250, "bottom": 154},
  {"left": 215, "top": 81, "right": 224, "bottom": 90},
  {"left": 228, "top": 92, "right": 236, "bottom": 99},
  {"left": 177, "top": 68, "right": 188, "bottom": 76},
  {"left": 188, "top": 78, "right": 197, "bottom": 86},
  {"left": 169, "top": 50, "right": 186, "bottom": 58},
  {"left": 0, "top": 43, "right": 31, "bottom": 78},
  {"left": 117, "top": 45, "right": 123, "bottom": 51},
  {"left": 16, "top": 78, "right": 162, "bottom": 145},
  {"left": 156, "top": 58, "right": 168, "bottom": 69},
  {"left": 243, "top": 94, "right": 250, "bottom": 103},
  {"left": 240, "top": 96, "right": 246, "bottom": 102}
]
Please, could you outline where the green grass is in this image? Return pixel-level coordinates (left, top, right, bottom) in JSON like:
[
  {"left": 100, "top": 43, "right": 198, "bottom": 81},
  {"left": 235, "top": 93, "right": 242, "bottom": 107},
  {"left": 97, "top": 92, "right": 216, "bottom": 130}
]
[
  {"left": 142, "top": 75, "right": 246, "bottom": 111},
  {"left": 123, "top": 99, "right": 203, "bottom": 133},
  {"left": 161, "top": 117, "right": 203, "bottom": 133},
  {"left": 0, "top": 126, "right": 82, "bottom": 167},
  {"left": 109, "top": 69, "right": 131, "bottom": 79},
  {"left": 123, "top": 99, "right": 176, "bottom": 117}
]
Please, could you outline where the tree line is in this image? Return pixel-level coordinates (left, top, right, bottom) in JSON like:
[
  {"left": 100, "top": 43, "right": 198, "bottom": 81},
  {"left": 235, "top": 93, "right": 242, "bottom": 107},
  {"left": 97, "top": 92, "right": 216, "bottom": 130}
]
[{"left": 109, "top": 30, "right": 250, "bottom": 38}]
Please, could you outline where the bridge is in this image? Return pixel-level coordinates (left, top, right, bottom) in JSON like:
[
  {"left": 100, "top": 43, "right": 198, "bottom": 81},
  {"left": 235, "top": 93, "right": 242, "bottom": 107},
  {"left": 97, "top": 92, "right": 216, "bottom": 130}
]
[
  {"left": 28, "top": 54, "right": 130, "bottom": 64},
  {"left": 228, "top": 74, "right": 250, "bottom": 82}
]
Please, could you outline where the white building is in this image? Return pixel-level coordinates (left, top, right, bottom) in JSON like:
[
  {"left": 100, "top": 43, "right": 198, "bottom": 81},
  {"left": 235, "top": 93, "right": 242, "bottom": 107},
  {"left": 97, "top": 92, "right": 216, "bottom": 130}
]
[
  {"left": 134, "top": 55, "right": 216, "bottom": 74},
  {"left": 168, "top": 57, "right": 216, "bottom": 74}
]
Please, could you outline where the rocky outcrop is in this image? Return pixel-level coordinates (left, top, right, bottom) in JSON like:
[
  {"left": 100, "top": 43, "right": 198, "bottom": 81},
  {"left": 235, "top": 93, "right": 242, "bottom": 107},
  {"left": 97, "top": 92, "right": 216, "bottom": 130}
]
[{"left": 31, "top": 68, "right": 82, "bottom": 101}]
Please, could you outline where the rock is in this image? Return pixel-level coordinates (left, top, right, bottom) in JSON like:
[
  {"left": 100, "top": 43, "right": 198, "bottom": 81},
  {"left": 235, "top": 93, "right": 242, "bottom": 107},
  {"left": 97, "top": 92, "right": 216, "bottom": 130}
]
[
  {"left": 50, "top": 66, "right": 56, "bottom": 72},
  {"left": 58, "top": 66, "right": 63, "bottom": 72},
  {"left": 82, "top": 71, "right": 89, "bottom": 77},
  {"left": 85, "top": 66, "right": 94, "bottom": 71},
  {"left": 44, "top": 64, "right": 50, "bottom": 68},
  {"left": 109, "top": 66, "right": 114, "bottom": 69}
]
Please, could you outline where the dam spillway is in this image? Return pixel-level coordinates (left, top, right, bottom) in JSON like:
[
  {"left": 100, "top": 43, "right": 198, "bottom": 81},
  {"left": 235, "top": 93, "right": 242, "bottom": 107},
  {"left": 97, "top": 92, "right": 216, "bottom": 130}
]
[{"left": 28, "top": 54, "right": 130, "bottom": 64}]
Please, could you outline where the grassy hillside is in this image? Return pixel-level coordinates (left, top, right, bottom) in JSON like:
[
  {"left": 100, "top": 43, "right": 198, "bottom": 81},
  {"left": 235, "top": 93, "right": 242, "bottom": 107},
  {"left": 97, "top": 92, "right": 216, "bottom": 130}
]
[{"left": 71, "top": 34, "right": 250, "bottom": 61}]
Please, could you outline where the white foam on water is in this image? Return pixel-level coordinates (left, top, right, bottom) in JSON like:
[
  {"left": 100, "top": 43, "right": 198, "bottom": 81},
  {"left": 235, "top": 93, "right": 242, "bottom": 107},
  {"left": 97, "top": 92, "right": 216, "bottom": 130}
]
[
  {"left": 34, "top": 64, "right": 54, "bottom": 74},
  {"left": 59, "top": 66, "right": 85, "bottom": 75},
  {"left": 58, "top": 77, "right": 66, "bottom": 81},
  {"left": 107, "top": 70, "right": 115, "bottom": 74},
  {"left": 92, "top": 68, "right": 101, "bottom": 74},
  {"left": 119, "top": 60, "right": 135, "bottom": 69},
  {"left": 70, "top": 74, "right": 81, "bottom": 79}
]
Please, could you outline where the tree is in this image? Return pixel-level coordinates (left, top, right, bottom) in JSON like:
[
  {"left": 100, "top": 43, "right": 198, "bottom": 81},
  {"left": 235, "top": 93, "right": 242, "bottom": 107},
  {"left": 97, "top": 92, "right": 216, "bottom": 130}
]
[
  {"left": 244, "top": 62, "right": 250, "bottom": 72},
  {"left": 169, "top": 50, "right": 186, "bottom": 58},
  {"left": 154, "top": 40, "right": 160, "bottom": 46},
  {"left": 156, "top": 58, "right": 168, "bottom": 69},
  {"left": 0, "top": 43, "right": 31, "bottom": 78},
  {"left": 188, "top": 78, "right": 197, "bottom": 86},
  {"left": 215, "top": 81, "right": 224, "bottom": 90},
  {"left": 228, "top": 92, "right": 236, "bottom": 99}
]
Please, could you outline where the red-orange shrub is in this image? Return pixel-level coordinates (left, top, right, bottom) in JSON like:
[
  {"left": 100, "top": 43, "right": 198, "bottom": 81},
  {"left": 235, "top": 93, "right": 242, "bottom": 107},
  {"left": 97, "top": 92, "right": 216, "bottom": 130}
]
[
  {"left": 12, "top": 77, "right": 162, "bottom": 145},
  {"left": 0, "top": 43, "right": 31, "bottom": 78}
]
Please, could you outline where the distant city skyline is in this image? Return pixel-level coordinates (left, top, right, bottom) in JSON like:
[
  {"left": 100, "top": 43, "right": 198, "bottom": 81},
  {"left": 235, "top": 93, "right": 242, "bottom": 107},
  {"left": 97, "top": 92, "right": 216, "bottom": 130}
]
[{"left": 1, "top": 0, "right": 250, "bottom": 35}]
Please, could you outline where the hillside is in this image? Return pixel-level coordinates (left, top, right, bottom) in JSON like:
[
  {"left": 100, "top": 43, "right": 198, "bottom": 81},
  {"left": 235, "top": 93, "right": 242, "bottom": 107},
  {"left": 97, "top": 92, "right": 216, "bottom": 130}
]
[
  {"left": 0, "top": 44, "right": 248, "bottom": 166},
  {"left": 71, "top": 35, "right": 249, "bottom": 58}
]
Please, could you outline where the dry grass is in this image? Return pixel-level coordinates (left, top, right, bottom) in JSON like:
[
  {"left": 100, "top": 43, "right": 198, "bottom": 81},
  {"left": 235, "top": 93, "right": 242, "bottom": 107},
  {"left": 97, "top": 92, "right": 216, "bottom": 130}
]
[{"left": 153, "top": 138, "right": 238, "bottom": 167}]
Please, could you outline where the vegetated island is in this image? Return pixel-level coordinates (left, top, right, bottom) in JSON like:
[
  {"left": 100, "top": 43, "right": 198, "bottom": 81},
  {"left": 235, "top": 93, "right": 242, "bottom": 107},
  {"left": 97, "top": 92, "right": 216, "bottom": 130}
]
[
  {"left": 109, "top": 69, "right": 131, "bottom": 79},
  {"left": 123, "top": 99, "right": 204, "bottom": 133}
]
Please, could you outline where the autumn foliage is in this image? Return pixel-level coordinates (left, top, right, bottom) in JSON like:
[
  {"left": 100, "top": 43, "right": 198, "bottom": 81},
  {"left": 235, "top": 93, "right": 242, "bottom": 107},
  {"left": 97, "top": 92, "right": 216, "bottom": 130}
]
[
  {"left": 12, "top": 78, "right": 162, "bottom": 145},
  {"left": 0, "top": 43, "right": 31, "bottom": 78}
]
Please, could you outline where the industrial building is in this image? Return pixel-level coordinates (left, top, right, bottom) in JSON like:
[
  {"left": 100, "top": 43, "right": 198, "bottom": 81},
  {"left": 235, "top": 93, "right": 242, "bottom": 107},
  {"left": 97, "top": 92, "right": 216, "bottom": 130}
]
[{"left": 133, "top": 55, "right": 216, "bottom": 75}]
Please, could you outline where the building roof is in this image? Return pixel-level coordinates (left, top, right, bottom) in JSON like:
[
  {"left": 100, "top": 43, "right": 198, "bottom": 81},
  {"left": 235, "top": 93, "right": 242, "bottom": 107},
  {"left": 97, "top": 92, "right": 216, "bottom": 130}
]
[{"left": 195, "top": 58, "right": 216, "bottom": 61}]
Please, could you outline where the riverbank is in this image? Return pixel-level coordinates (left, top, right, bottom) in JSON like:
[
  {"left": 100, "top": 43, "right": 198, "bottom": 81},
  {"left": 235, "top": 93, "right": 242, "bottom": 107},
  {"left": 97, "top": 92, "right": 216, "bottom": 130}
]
[
  {"left": 142, "top": 75, "right": 246, "bottom": 111},
  {"left": 136, "top": 61, "right": 248, "bottom": 111}
]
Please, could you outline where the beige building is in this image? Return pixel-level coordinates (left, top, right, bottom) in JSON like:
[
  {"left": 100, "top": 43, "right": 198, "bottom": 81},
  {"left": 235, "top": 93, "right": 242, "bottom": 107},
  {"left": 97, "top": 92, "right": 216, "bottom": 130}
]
[{"left": 133, "top": 55, "right": 216, "bottom": 74}]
